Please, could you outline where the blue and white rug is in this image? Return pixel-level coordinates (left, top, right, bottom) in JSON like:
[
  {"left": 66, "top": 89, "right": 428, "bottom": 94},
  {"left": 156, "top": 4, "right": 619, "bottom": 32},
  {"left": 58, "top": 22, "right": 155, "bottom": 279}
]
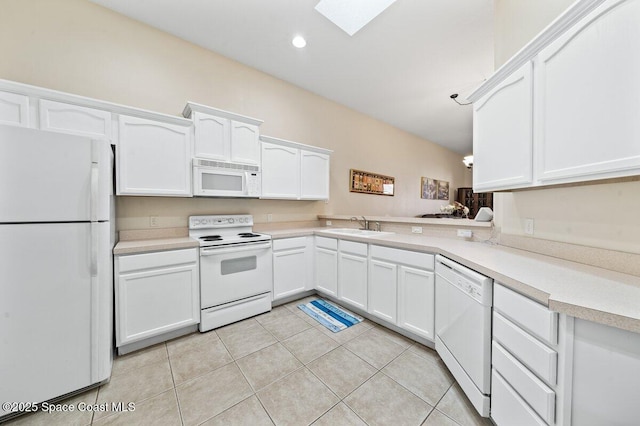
[{"left": 298, "top": 299, "right": 363, "bottom": 332}]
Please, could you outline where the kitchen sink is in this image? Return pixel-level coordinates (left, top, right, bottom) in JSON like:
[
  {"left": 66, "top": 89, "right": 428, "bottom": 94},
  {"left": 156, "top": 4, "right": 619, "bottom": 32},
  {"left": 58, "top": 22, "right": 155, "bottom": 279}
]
[{"left": 321, "top": 228, "right": 395, "bottom": 237}]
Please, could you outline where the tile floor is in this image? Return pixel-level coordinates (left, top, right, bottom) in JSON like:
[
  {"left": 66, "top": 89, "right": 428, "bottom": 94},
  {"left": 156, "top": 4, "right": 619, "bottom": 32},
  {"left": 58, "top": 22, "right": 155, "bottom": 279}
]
[{"left": 5, "top": 296, "right": 491, "bottom": 426}]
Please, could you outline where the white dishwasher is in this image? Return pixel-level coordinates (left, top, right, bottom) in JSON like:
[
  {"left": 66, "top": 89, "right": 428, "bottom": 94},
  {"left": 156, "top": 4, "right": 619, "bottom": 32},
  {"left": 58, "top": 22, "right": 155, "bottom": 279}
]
[{"left": 435, "top": 255, "right": 493, "bottom": 417}]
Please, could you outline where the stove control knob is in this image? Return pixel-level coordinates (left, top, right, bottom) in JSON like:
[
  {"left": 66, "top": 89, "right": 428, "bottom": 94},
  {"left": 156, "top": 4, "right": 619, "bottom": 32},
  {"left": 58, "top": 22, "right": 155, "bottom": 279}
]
[{"left": 228, "top": 218, "right": 235, "bottom": 224}]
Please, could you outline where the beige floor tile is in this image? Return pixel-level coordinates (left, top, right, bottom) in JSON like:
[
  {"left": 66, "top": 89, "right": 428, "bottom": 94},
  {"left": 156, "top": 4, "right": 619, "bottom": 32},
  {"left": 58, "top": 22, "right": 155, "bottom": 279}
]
[
  {"left": 368, "top": 325, "right": 414, "bottom": 349},
  {"left": 111, "top": 343, "right": 168, "bottom": 377},
  {"left": 176, "top": 363, "right": 253, "bottom": 426},
  {"left": 201, "top": 395, "right": 274, "bottom": 426},
  {"left": 344, "top": 328, "right": 406, "bottom": 369},
  {"left": 422, "top": 409, "right": 461, "bottom": 426},
  {"left": 257, "top": 368, "right": 339, "bottom": 426},
  {"left": 383, "top": 351, "right": 454, "bottom": 405},
  {"left": 282, "top": 327, "right": 339, "bottom": 364},
  {"left": 312, "top": 402, "right": 367, "bottom": 426},
  {"left": 217, "top": 319, "right": 277, "bottom": 359},
  {"left": 91, "top": 390, "right": 181, "bottom": 426},
  {"left": 282, "top": 296, "right": 318, "bottom": 312},
  {"left": 2, "top": 388, "right": 98, "bottom": 426},
  {"left": 167, "top": 331, "right": 233, "bottom": 384},
  {"left": 255, "top": 306, "right": 293, "bottom": 325},
  {"left": 94, "top": 359, "right": 173, "bottom": 420},
  {"left": 236, "top": 343, "right": 302, "bottom": 390},
  {"left": 345, "top": 373, "right": 433, "bottom": 426},
  {"left": 314, "top": 320, "right": 373, "bottom": 345},
  {"left": 409, "top": 343, "right": 441, "bottom": 364},
  {"left": 307, "top": 347, "right": 376, "bottom": 399},
  {"left": 436, "top": 384, "right": 491, "bottom": 426},
  {"left": 259, "top": 311, "right": 313, "bottom": 341}
]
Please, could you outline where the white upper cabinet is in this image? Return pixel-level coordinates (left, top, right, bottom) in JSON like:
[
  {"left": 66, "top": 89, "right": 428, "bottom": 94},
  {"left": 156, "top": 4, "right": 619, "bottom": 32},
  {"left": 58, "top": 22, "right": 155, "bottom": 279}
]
[
  {"left": 0, "top": 91, "right": 29, "bottom": 127},
  {"left": 117, "top": 114, "right": 192, "bottom": 197},
  {"left": 260, "top": 135, "right": 332, "bottom": 200},
  {"left": 473, "top": 62, "right": 533, "bottom": 192},
  {"left": 300, "top": 150, "right": 330, "bottom": 200},
  {"left": 183, "top": 102, "right": 262, "bottom": 166},
  {"left": 192, "top": 112, "right": 229, "bottom": 161},
  {"left": 469, "top": 0, "right": 640, "bottom": 191},
  {"left": 39, "top": 99, "right": 112, "bottom": 140},
  {"left": 261, "top": 141, "right": 300, "bottom": 199},
  {"left": 535, "top": 0, "right": 640, "bottom": 184}
]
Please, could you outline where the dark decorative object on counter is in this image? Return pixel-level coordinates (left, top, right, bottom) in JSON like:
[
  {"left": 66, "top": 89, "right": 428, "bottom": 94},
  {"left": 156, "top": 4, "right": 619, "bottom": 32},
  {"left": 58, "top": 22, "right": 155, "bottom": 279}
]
[{"left": 457, "top": 187, "right": 493, "bottom": 219}]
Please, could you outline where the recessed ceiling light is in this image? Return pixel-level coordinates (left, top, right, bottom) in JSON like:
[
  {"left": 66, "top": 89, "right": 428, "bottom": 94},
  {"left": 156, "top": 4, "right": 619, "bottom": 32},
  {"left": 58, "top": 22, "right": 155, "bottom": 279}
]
[
  {"left": 292, "top": 35, "right": 307, "bottom": 48},
  {"left": 315, "top": 0, "right": 397, "bottom": 36}
]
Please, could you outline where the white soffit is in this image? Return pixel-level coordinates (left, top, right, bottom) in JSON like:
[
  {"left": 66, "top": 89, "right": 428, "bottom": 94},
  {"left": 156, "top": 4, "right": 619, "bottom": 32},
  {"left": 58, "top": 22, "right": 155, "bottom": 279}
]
[{"left": 315, "top": 0, "right": 397, "bottom": 36}]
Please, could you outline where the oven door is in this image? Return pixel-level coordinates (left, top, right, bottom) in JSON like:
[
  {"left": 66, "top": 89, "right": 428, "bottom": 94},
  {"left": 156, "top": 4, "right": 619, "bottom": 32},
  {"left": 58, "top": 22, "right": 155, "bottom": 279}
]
[
  {"left": 193, "top": 166, "right": 247, "bottom": 197},
  {"left": 200, "top": 241, "right": 273, "bottom": 308}
]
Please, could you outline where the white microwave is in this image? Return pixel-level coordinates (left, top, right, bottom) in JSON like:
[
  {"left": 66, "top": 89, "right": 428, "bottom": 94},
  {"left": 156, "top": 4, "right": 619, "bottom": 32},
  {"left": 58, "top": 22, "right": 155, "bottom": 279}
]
[{"left": 193, "top": 159, "right": 261, "bottom": 197}]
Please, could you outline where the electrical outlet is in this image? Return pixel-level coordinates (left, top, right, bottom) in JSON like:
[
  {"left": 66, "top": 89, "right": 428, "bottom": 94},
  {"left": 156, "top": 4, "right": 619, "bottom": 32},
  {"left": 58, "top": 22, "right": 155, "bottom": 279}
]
[
  {"left": 267, "top": 214, "right": 273, "bottom": 222},
  {"left": 411, "top": 226, "right": 423, "bottom": 234},
  {"left": 457, "top": 229, "right": 473, "bottom": 238},
  {"left": 524, "top": 218, "right": 535, "bottom": 235},
  {"left": 149, "top": 216, "right": 159, "bottom": 227},
  {"left": 326, "top": 220, "right": 332, "bottom": 226}
]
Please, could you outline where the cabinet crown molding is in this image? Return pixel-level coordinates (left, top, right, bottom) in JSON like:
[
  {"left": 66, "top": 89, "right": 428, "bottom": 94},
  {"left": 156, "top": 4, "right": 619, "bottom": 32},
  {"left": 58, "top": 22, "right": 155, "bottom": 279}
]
[
  {"left": 260, "top": 135, "right": 333, "bottom": 155},
  {"left": 183, "top": 101, "right": 263, "bottom": 126},
  {"left": 468, "top": 0, "right": 606, "bottom": 102}
]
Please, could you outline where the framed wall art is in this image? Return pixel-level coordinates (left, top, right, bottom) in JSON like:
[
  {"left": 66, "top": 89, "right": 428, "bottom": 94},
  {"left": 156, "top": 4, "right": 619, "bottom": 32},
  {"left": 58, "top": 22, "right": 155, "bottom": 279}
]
[
  {"left": 421, "top": 177, "right": 449, "bottom": 200},
  {"left": 350, "top": 169, "right": 394, "bottom": 196}
]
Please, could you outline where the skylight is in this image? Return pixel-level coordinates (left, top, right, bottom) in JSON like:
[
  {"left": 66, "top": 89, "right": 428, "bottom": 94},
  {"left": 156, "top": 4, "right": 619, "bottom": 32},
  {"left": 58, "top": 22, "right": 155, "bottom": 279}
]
[{"left": 314, "top": 0, "right": 397, "bottom": 36}]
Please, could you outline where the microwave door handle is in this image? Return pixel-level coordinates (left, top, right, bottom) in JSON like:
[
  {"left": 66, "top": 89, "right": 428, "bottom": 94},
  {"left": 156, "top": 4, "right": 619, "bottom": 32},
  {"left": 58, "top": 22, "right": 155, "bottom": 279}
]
[{"left": 200, "top": 242, "right": 272, "bottom": 256}]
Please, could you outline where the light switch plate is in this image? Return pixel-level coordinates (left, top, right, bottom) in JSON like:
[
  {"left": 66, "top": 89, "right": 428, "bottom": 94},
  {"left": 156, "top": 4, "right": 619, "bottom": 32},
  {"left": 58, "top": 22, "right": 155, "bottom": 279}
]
[
  {"left": 411, "top": 226, "right": 423, "bottom": 234},
  {"left": 524, "top": 218, "right": 535, "bottom": 235}
]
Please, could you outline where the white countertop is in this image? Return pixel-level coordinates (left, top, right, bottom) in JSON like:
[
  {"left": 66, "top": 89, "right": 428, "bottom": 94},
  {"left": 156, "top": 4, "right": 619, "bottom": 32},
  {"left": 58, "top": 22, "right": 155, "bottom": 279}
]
[
  {"left": 113, "top": 237, "right": 199, "bottom": 255},
  {"left": 267, "top": 227, "right": 640, "bottom": 334}
]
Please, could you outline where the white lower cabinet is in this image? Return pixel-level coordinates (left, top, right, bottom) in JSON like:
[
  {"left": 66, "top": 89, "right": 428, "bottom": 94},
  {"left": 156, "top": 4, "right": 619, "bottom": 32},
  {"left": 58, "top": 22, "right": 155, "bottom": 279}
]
[
  {"left": 491, "top": 282, "right": 563, "bottom": 426},
  {"left": 115, "top": 248, "right": 200, "bottom": 350},
  {"left": 272, "top": 237, "right": 313, "bottom": 301},
  {"left": 368, "top": 259, "right": 397, "bottom": 323},
  {"left": 338, "top": 241, "right": 368, "bottom": 310},
  {"left": 397, "top": 265, "right": 435, "bottom": 340},
  {"left": 369, "top": 245, "right": 435, "bottom": 340},
  {"left": 315, "top": 237, "right": 338, "bottom": 297}
]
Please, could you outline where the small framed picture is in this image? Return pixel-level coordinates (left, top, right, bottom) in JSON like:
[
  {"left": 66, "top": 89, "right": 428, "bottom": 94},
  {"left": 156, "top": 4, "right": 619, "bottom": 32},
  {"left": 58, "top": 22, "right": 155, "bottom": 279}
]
[
  {"left": 421, "top": 177, "right": 437, "bottom": 200},
  {"left": 437, "top": 180, "right": 449, "bottom": 200}
]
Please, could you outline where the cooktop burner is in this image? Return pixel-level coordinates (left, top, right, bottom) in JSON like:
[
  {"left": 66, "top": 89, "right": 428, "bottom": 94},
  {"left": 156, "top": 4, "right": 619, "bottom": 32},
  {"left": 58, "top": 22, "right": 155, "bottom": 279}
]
[
  {"left": 200, "top": 235, "right": 223, "bottom": 241},
  {"left": 238, "top": 233, "right": 260, "bottom": 238}
]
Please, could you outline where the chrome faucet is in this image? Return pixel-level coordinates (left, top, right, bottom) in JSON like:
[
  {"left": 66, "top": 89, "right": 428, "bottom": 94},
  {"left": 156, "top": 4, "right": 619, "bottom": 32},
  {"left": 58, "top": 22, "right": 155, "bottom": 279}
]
[{"left": 350, "top": 216, "right": 369, "bottom": 230}]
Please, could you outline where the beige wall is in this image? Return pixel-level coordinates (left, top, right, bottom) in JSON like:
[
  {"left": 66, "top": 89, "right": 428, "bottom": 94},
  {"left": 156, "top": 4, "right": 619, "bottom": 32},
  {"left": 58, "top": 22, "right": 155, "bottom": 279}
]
[
  {"left": 0, "top": 0, "right": 471, "bottom": 231},
  {"left": 493, "top": 0, "right": 640, "bottom": 255}
]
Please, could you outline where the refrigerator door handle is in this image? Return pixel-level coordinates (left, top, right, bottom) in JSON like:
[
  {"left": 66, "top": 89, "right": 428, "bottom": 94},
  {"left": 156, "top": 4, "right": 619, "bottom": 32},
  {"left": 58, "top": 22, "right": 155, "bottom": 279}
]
[
  {"left": 90, "top": 222, "right": 98, "bottom": 276},
  {"left": 90, "top": 162, "right": 99, "bottom": 222}
]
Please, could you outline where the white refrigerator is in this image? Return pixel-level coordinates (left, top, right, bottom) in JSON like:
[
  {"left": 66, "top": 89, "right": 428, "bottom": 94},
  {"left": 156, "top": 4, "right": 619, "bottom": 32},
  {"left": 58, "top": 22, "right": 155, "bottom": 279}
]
[{"left": 0, "top": 125, "right": 114, "bottom": 418}]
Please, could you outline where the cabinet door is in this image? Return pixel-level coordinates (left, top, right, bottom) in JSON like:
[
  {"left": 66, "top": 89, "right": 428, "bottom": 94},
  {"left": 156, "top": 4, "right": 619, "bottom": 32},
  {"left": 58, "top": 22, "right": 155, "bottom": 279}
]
[
  {"left": 315, "top": 247, "right": 338, "bottom": 297},
  {"left": 116, "top": 250, "right": 199, "bottom": 346},
  {"left": 398, "top": 266, "right": 435, "bottom": 340},
  {"left": 261, "top": 142, "right": 300, "bottom": 199},
  {"left": 0, "top": 91, "right": 29, "bottom": 127},
  {"left": 473, "top": 61, "right": 533, "bottom": 191},
  {"left": 368, "top": 259, "right": 397, "bottom": 323},
  {"left": 39, "top": 99, "right": 111, "bottom": 140},
  {"left": 193, "top": 111, "right": 229, "bottom": 160},
  {"left": 117, "top": 115, "right": 192, "bottom": 196},
  {"left": 300, "top": 150, "right": 330, "bottom": 200},
  {"left": 230, "top": 121, "right": 260, "bottom": 165},
  {"left": 535, "top": 0, "right": 640, "bottom": 184},
  {"left": 273, "top": 248, "right": 308, "bottom": 300},
  {"left": 338, "top": 253, "right": 368, "bottom": 310}
]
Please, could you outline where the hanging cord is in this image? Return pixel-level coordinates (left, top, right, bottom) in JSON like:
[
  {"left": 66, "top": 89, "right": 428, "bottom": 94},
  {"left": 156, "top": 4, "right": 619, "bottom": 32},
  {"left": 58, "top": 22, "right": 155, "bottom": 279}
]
[{"left": 450, "top": 93, "right": 472, "bottom": 106}]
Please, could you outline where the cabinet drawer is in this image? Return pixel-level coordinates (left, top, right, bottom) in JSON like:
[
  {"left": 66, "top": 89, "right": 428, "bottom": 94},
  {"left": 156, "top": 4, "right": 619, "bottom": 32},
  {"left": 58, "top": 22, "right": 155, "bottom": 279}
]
[
  {"left": 494, "top": 283, "right": 558, "bottom": 345},
  {"left": 492, "top": 342, "right": 555, "bottom": 424},
  {"left": 118, "top": 248, "right": 198, "bottom": 273},
  {"left": 272, "top": 237, "right": 306, "bottom": 252},
  {"left": 370, "top": 245, "right": 434, "bottom": 270},
  {"left": 339, "top": 240, "right": 367, "bottom": 256},
  {"left": 315, "top": 236, "right": 338, "bottom": 250},
  {"left": 39, "top": 99, "right": 112, "bottom": 139},
  {"left": 491, "top": 369, "right": 547, "bottom": 426},
  {"left": 493, "top": 311, "right": 557, "bottom": 384}
]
